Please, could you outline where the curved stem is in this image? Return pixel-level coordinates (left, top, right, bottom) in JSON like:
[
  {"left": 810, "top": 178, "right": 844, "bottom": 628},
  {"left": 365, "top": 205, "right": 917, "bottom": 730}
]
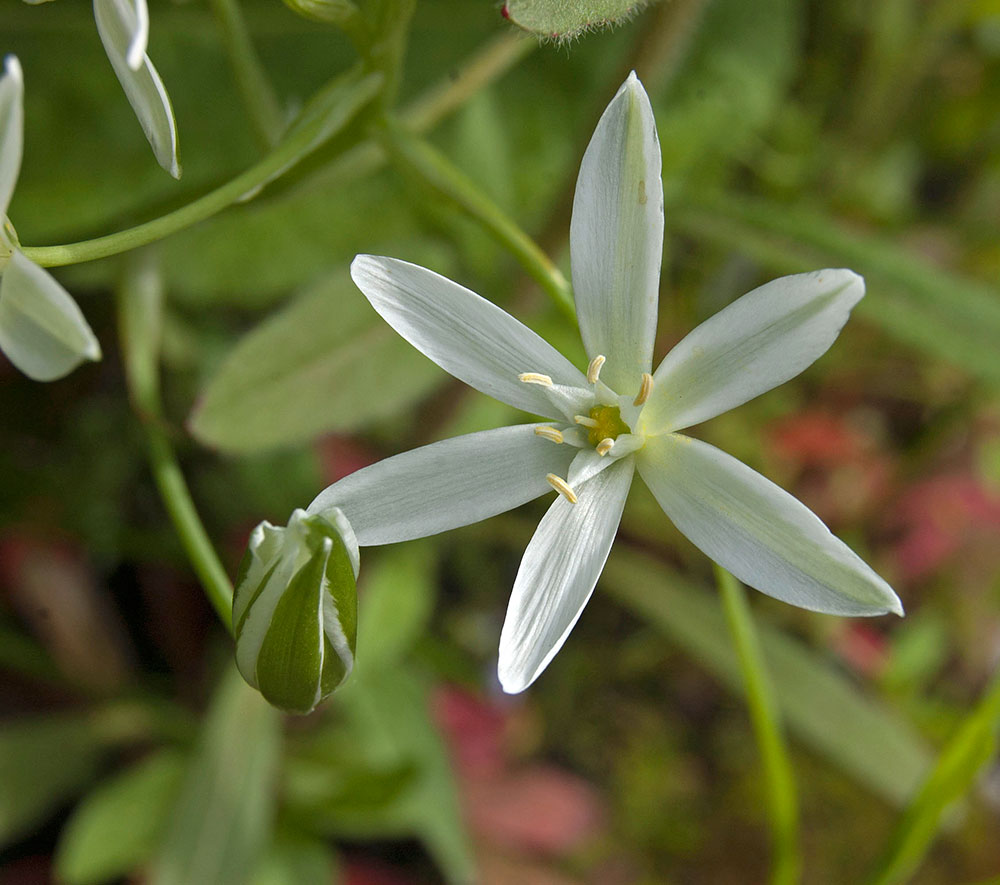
[
  {"left": 716, "top": 564, "right": 801, "bottom": 885},
  {"left": 21, "top": 69, "right": 382, "bottom": 268},
  {"left": 209, "top": 0, "right": 285, "bottom": 149},
  {"left": 19, "top": 32, "right": 532, "bottom": 272},
  {"left": 380, "top": 120, "right": 575, "bottom": 320},
  {"left": 117, "top": 255, "right": 234, "bottom": 634}
]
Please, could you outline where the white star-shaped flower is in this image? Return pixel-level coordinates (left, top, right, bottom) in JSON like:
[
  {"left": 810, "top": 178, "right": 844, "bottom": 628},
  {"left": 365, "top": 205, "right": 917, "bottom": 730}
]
[{"left": 309, "top": 73, "right": 902, "bottom": 694}]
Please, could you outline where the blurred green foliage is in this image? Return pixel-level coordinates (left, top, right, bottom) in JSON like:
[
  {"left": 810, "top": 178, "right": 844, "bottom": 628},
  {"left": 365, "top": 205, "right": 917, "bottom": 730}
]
[{"left": 2, "top": 0, "right": 1000, "bottom": 882}]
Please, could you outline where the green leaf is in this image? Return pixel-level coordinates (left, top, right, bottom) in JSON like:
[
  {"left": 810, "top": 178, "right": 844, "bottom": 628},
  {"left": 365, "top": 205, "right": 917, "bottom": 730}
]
[
  {"left": 150, "top": 666, "right": 283, "bottom": 885},
  {"left": 188, "top": 270, "right": 443, "bottom": 453},
  {"left": 356, "top": 541, "right": 436, "bottom": 671},
  {"left": 55, "top": 750, "right": 187, "bottom": 885},
  {"left": 502, "top": 0, "right": 653, "bottom": 40},
  {"left": 0, "top": 715, "right": 108, "bottom": 848},
  {"left": 869, "top": 671, "right": 1000, "bottom": 885},
  {"left": 602, "top": 548, "right": 933, "bottom": 806}
]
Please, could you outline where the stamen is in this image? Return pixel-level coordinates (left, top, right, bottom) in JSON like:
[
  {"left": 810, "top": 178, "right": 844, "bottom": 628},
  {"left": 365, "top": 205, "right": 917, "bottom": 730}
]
[
  {"left": 633, "top": 372, "right": 654, "bottom": 406},
  {"left": 596, "top": 437, "right": 615, "bottom": 456},
  {"left": 518, "top": 372, "right": 553, "bottom": 386},
  {"left": 586, "top": 354, "right": 606, "bottom": 384},
  {"left": 546, "top": 473, "right": 578, "bottom": 504},
  {"left": 534, "top": 426, "right": 564, "bottom": 444},
  {"left": 574, "top": 415, "right": 599, "bottom": 428}
]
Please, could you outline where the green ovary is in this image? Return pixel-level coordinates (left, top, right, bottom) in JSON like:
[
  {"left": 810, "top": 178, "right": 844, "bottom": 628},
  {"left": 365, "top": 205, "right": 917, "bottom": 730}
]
[{"left": 587, "top": 405, "right": 631, "bottom": 447}]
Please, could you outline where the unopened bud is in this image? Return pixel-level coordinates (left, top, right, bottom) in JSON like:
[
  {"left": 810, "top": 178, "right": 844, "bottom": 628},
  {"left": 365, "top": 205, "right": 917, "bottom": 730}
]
[{"left": 233, "top": 507, "right": 359, "bottom": 714}]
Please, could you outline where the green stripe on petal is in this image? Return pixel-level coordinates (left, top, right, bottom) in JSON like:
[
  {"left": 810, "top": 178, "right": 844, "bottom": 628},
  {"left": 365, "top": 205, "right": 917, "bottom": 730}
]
[{"left": 234, "top": 508, "right": 358, "bottom": 714}]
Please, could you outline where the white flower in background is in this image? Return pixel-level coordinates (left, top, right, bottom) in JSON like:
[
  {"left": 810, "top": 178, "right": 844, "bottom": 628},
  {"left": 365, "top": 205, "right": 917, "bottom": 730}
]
[
  {"left": 0, "top": 56, "right": 101, "bottom": 381},
  {"left": 23, "top": 0, "right": 180, "bottom": 178},
  {"left": 309, "top": 73, "right": 903, "bottom": 694}
]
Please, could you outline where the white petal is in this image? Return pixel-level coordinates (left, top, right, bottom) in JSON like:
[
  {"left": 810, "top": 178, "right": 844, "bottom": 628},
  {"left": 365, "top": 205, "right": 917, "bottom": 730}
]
[
  {"left": 126, "top": 0, "right": 150, "bottom": 70},
  {"left": 93, "top": 0, "right": 180, "bottom": 178},
  {"left": 351, "top": 256, "right": 587, "bottom": 418},
  {"left": 498, "top": 456, "right": 634, "bottom": 693},
  {"left": 0, "top": 56, "right": 24, "bottom": 220},
  {"left": 570, "top": 72, "right": 663, "bottom": 392},
  {"left": 307, "top": 423, "right": 577, "bottom": 546},
  {"left": 0, "top": 251, "right": 101, "bottom": 381},
  {"left": 642, "top": 270, "right": 866, "bottom": 435},
  {"left": 637, "top": 433, "right": 903, "bottom": 616}
]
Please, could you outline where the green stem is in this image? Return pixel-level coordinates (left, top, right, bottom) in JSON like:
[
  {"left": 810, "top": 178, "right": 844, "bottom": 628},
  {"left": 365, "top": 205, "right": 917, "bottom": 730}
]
[
  {"left": 117, "top": 256, "right": 234, "bottom": 634},
  {"left": 715, "top": 564, "right": 801, "bottom": 885},
  {"left": 208, "top": 0, "right": 286, "bottom": 149},
  {"left": 21, "top": 69, "right": 382, "bottom": 268},
  {"left": 20, "top": 32, "right": 531, "bottom": 272},
  {"left": 380, "top": 121, "right": 575, "bottom": 319}
]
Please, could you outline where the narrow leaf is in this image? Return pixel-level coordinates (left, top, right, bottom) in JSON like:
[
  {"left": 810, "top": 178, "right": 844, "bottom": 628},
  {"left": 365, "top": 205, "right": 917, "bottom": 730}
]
[
  {"left": 669, "top": 195, "right": 1000, "bottom": 386},
  {"left": 869, "top": 670, "right": 1000, "bottom": 884},
  {"left": 602, "top": 547, "right": 933, "bottom": 806},
  {"left": 150, "top": 666, "right": 283, "bottom": 885}
]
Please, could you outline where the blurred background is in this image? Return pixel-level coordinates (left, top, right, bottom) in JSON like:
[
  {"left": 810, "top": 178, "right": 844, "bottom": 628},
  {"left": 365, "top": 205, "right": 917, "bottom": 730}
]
[{"left": 2, "top": 0, "right": 1000, "bottom": 882}]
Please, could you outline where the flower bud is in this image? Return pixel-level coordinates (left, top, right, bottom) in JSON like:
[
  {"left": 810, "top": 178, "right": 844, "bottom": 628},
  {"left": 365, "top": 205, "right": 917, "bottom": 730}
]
[{"left": 233, "top": 507, "right": 359, "bottom": 714}]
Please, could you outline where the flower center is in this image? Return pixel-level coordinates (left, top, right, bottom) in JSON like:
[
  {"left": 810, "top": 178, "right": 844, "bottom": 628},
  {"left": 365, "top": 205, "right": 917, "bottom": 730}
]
[{"left": 584, "top": 404, "right": 631, "bottom": 447}]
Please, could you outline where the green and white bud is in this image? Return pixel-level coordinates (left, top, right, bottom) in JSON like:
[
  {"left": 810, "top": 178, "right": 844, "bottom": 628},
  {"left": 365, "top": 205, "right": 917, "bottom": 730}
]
[{"left": 233, "top": 507, "right": 359, "bottom": 714}]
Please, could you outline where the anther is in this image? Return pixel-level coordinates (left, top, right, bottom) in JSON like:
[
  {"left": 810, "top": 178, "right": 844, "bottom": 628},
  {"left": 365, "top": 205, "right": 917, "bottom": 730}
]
[
  {"left": 586, "top": 354, "right": 606, "bottom": 384},
  {"left": 546, "top": 473, "right": 578, "bottom": 504},
  {"left": 596, "top": 437, "right": 615, "bottom": 456},
  {"left": 633, "top": 372, "right": 654, "bottom": 406},
  {"left": 574, "top": 415, "right": 599, "bottom": 428},
  {"left": 518, "top": 372, "right": 553, "bottom": 386},
  {"left": 534, "top": 426, "right": 564, "bottom": 444}
]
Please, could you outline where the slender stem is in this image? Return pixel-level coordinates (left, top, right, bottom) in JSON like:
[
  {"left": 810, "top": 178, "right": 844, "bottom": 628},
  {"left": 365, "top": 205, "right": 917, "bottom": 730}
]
[
  {"left": 380, "top": 121, "right": 575, "bottom": 319},
  {"left": 20, "top": 32, "right": 531, "bottom": 271},
  {"left": 117, "top": 256, "right": 234, "bottom": 634},
  {"left": 21, "top": 70, "right": 383, "bottom": 268},
  {"left": 282, "top": 32, "right": 534, "bottom": 200},
  {"left": 208, "top": 0, "right": 286, "bottom": 149},
  {"left": 715, "top": 564, "right": 801, "bottom": 885}
]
